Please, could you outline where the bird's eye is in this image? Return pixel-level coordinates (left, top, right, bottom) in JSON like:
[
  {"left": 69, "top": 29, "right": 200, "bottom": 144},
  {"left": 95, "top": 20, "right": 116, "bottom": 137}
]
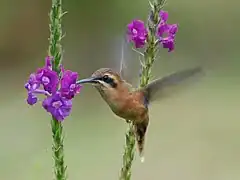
[
  {"left": 101, "top": 74, "right": 117, "bottom": 88},
  {"left": 102, "top": 75, "right": 109, "bottom": 81}
]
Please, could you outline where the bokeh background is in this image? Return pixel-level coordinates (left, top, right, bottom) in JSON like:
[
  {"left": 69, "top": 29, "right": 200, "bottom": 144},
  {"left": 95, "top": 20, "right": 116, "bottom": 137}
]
[{"left": 0, "top": 0, "right": 239, "bottom": 179}]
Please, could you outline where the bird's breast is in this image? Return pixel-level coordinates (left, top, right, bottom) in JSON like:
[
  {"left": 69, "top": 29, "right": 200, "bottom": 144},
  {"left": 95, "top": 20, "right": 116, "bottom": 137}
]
[{"left": 106, "top": 91, "right": 148, "bottom": 122}]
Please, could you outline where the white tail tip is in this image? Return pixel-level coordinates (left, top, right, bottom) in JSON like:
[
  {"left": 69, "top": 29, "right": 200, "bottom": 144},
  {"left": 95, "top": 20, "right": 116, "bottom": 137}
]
[{"left": 140, "top": 156, "right": 145, "bottom": 163}]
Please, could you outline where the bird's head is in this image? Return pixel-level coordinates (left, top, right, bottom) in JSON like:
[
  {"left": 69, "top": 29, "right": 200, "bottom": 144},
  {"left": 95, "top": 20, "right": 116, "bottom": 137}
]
[{"left": 77, "top": 68, "right": 123, "bottom": 93}]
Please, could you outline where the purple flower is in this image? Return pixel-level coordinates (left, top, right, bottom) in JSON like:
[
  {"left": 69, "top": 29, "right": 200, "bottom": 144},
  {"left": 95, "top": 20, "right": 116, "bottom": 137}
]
[
  {"left": 60, "top": 70, "right": 82, "bottom": 99},
  {"left": 157, "top": 10, "right": 178, "bottom": 52},
  {"left": 169, "top": 24, "right": 178, "bottom": 33},
  {"left": 158, "top": 23, "right": 169, "bottom": 38},
  {"left": 161, "top": 36, "right": 175, "bottom": 52},
  {"left": 25, "top": 73, "right": 40, "bottom": 91},
  {"left": 160, "top": 24, "right": 178, "bottom": 52},
  {"left": 127, "top": 20, "right": 148, "bottom": 48},
  {"left": 36, "top": 68, "right": 59, "bottom": 94},
  {"left": 160, "top": 10, "right": 168, "bottom": 22},
  {"left": 45, "top": 56, "right": 53, "bottom": 69},
  {"left": 157, "top": 11, "right": 169, "bottom": 37},
  {"left": 25, "top": 74, "right": 41, "bottom": 105},
  {"left": 25, "top": 56, "right": 82, "bottom": 121},
  {"left": 27, "top": 93, "right": 38, "bottom": 105},
  {"left": 42, "top": 93, "right": 72, "bottom": 121},
  {"left": 35, "top": 57, "right": 59, "bottom": 94}
]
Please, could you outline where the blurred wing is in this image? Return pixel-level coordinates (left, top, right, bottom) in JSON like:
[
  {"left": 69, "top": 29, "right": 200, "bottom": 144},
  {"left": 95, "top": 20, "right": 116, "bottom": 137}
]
[
  {"left": 142, "top": 67, "right": 204, "bottom": 103},
  {"left": 119, "top": 39, "right": 126, "bottom": 79},
  {"left": 110, "top": 35, "right": 139, "bottom": 85}
]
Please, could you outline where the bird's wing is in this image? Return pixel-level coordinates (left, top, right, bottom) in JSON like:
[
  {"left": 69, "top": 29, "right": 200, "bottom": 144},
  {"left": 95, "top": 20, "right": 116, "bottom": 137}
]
[
  {"left": 110, "top": 35, "right": 141, "bottom": 86},
  {"left": 141, "top": 67, "right": 204, "bottom": 103},
  {"left": 119, "top": 39, "right": 127, "bottom": 79}
]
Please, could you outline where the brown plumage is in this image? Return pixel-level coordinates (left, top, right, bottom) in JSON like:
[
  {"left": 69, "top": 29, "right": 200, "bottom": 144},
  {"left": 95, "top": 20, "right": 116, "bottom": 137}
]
[{"left": 77, "top": 67, "right": 203, "bottom": 160}]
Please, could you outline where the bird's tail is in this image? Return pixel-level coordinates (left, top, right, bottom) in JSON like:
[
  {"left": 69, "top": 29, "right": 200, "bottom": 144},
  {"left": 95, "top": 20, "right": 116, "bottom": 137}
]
[{"left": 135, "top": 119, "right": 149, "bottom": 163}]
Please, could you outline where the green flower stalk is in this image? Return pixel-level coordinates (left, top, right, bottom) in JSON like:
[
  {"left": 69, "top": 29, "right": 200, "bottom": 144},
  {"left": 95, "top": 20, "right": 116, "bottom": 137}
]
[
  {"left": 120, "top": 0, "right": 178, "bottom": 179},
  {"left": 140, "top": 0, "right": 166, "bottom": 88},
  {"left": 48, "top": 0, "right": 65, "bottom": 73},
  {"left": 48, "top": 0, "right": 67, "bottom": 179},
  {"left": 25, "top": 1, "right": 82, "bottom": 180},
  {"left": 50, "top": 119, "right": 67, "bottom": 180},
  {"left": 120, "top": 123, "right": 135, "bottom": 180}
]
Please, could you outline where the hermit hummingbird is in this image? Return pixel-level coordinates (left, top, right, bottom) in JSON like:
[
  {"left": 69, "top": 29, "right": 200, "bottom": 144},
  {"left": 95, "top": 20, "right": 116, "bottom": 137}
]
[
  {"left": 77, "top": 65, "right": 202, "bottom": 160},
  {"left": 77, "top": 42, "right": 203, "bottom": 161}
]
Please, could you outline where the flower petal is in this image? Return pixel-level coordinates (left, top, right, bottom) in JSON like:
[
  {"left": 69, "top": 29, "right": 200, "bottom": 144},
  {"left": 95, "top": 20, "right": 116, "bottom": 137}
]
[
  {"left": 27, "top": 93, "right": 38, "bottom": 105},
  {"left": 36, "top": 68, "right": 59, "bottom": 94},
  {"left": 127, "top": 20, "right": 148, "bottom": 48},
  {"left": 45, "top": 56, "right": 53, "bottom": 70},
  {"left": 160, "top": 10, "right": 169, "bottom": 22},
  {"left": 42, "top": 93, "right": 72, "bottom": 121},
  {"left": 60, "top": 70, "right": 82, "bottom": 99}
]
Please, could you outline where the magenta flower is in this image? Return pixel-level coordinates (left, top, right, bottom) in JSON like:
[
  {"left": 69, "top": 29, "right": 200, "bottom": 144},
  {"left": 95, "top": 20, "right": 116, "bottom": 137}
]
[
  {"left": 34, "top": 56, "right": 58, "bottom": 94},
  {"left": 160, "top": 10, "right": 168, "bottom": 22},
  {"left": 25, "top": 74, "right": 40, "bottom": 92},
  {"left": 161, "top": 36, "right": 175, "bottom": 52},
  {"left": 126, "top": 10, "right": 178, "bottom": 51},
  {"left": 43, "top": 93, "right": 72, "bottom": 121},
  {"left": 25, "top": 74, "right": 41, "bottom": 105},
  {"left": 60, "top": 70, "right": 81, "bottom": 99},
  {"left": 157, "top": 10, "right": 178, "bottom": 52},
  {"left": 36, "top": 68, "right": 59, "bottom": 94},
  {"left": 24, "top": 56, "right": 82, "bottom": 121},
  {"left": 127, "top": 20, "right": 148, "bottom": 48},
  {"left": 159, "top": 24, "right": 178, "bottom": 52},
  {"left": 27, "top": 93, "right": 38, "bottom": 105}
]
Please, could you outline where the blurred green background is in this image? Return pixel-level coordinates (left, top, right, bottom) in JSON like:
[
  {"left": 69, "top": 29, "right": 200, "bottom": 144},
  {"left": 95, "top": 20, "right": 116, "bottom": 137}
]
[{"left": 0, "top": 0, "right": 239, "bottom": 179}]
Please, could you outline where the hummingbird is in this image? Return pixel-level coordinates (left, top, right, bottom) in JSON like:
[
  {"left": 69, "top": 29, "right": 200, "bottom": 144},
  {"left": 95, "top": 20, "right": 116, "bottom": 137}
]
[{"left": 77, "top": 65, "right": 202, "bottom": 161}]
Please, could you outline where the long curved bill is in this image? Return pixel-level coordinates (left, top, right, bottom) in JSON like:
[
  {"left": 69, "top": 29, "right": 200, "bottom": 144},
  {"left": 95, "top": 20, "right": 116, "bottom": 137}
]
[{"left": 76, "top": 77, "right": 98, "bottom": 84}]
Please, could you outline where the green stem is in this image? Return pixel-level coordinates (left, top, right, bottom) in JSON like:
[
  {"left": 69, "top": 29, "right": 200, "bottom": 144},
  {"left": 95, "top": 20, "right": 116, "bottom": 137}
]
[
  {"left": 120, "top": 1, "right": 166, "bottom": 179},
  {"left": 120, "top": 123, "right": 135, "bottom": 180},
  {"left": 141, "top": 0, "right": 165, "bottom": 87},
  {"left": 51, "top": 119, "right": 67, "bottom": 180},
  {"left": 48, "top": 0, "right": 67, "bottom": 179},
  {"left": 49, "top": 0, "right": 64, "bottom": 73}
]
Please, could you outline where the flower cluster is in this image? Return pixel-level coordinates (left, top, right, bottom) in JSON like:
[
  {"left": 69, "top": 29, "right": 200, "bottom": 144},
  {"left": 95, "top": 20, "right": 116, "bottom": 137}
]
[
  {"left": 24, "top": 56, "right": 82, "bottom": 121},
  {"left": 127, "top": 10, "right": 178, "bottom": 52}
]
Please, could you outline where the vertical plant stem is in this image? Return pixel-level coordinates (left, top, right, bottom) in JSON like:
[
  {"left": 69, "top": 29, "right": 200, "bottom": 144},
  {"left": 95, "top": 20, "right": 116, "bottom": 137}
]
[
  {"left": 120, "top": 1, "right": 165, "bottom": 180},
  {"left": 120, "top": 123, "right": 135, "bottom": 180},
  {"left": 49, "top": 0, "right": 65, "bottom": 73},
  {"left": 48, "top": 0, "right": 67, "bottom": 179},
  {"left": 140, "top": 0, "right": 165, "bottom": 87},
  {"left": 51, "top": 120, "right": 67, "bottom": 180}
]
